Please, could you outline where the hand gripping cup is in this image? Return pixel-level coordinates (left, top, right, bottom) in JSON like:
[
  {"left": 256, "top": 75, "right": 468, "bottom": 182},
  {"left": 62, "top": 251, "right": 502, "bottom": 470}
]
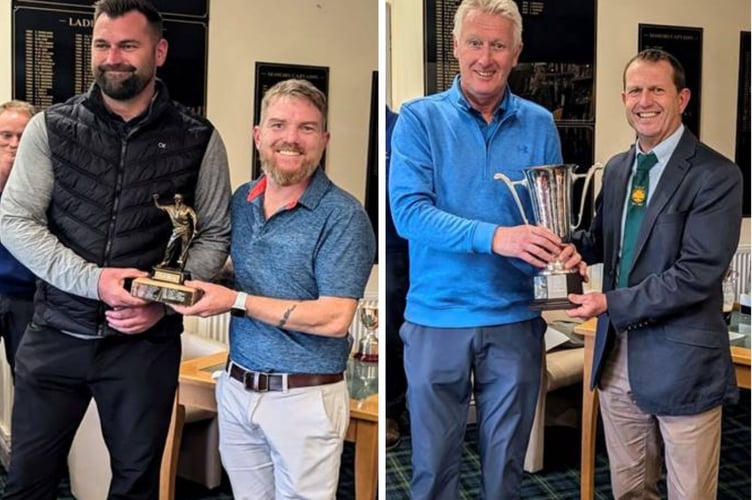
[{"left": 494, "top": 163, "right": 602, "bottom": 310}]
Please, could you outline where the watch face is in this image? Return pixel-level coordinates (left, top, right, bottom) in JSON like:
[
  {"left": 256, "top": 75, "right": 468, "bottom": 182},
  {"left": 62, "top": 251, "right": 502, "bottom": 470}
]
[{"left": 231, "top": 307, "right": 245, "bottom": 318}]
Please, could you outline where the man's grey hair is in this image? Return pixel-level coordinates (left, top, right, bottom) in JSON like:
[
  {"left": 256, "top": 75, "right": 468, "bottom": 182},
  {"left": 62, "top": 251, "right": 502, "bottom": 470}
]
[
  {"left": 259, "top": 79, "right": 328, "bottom": 130},
  {"left": 453, "top": 0, "right": 523, "bottom": 47}
]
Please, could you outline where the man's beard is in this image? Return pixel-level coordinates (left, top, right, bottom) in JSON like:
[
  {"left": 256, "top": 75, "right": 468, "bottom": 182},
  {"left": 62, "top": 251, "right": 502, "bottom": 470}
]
[
  {"left": 259, "top": 149, "right": 319, "bottom": 186},
  {"left": 95, "top": 64, "right": 151, "bottom": 100},
  {"left": 260, "top": 143, "right": 321, "bottom": 186}
]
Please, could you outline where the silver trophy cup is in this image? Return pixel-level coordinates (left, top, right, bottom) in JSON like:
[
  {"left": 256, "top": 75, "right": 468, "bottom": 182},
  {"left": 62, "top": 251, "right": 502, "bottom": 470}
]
[
  {"left": 495, "top": 163, "right": 602, "bottom": 310},
  {"left": 356, "top": 304, "right": 379, "bottom": 363}
]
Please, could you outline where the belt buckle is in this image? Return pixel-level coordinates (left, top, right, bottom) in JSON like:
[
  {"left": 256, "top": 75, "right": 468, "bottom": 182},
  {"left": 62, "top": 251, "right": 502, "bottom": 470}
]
[
  {"left": 239, "top": 370, "right": 268, "bottom": 392},
  {"left": 254, "top": 372, "right": 270, "bottom": 392},
  {"left": 241, "top": 370, "right": 254, "bottom": 391},
  {"left": 240, "top": 368, "right": 289, "bottom": 392}
]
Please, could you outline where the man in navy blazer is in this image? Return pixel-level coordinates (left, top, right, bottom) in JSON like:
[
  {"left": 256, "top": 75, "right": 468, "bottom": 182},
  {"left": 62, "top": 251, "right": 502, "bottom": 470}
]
[{"left": 568, "top": 49, "right": 743, "bottom": 499}]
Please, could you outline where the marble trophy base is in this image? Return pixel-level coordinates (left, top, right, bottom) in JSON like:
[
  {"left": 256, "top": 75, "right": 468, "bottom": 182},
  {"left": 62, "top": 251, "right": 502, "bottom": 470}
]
[
  {"left": 530, "top": 268, "right": 583, "bottom": 311},
  {"left": 130, "top": 267, "right": 203, "bottom": 306}
]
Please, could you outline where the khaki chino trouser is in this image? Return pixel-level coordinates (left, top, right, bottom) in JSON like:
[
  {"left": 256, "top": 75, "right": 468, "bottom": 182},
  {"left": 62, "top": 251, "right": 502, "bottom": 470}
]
[{"left": 598, "top": 333, "right": 722, "bottom": 500}]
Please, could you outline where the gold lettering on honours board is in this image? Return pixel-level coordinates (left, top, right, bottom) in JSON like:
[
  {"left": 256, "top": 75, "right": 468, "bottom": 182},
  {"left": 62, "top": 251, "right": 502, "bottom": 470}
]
[{"left": 68, "top": 17, "right": 93, "bottom": 28}]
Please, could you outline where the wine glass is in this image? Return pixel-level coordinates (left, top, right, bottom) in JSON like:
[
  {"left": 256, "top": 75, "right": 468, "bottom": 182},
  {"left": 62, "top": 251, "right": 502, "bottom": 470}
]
[{"left": 356, "top": 304, "right": 379, "bottom": 363}]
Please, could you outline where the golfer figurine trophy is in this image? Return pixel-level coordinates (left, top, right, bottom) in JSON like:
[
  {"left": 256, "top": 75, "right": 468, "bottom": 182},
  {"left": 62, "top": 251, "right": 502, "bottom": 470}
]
[
  {"left": 130, "top": 193, "right": 204, "bottom": 306},
  {"left": 495, "top": 163, "right": 602, "bottom": 310}
]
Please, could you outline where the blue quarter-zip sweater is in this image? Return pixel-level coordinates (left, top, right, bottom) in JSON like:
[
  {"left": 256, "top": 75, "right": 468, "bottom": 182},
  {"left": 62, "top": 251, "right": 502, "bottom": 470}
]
[
  {"left": 389, "top": 76, "right": 562, "bottom": 328},
  {"left": 0, "top": 193, "right": 35, "bottom": 296}
]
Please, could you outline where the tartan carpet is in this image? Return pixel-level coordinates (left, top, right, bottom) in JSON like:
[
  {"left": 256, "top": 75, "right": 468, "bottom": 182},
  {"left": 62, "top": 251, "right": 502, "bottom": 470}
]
[{"left": 386, "top": 389, "right": 751, "bottom": 499}]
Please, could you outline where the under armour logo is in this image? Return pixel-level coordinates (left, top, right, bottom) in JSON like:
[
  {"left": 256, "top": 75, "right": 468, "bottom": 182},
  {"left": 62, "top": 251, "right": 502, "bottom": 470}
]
[
  {"left": 158, "top": 142, "right": 167, "bottom": 149},
  {"left": 516, "top": 145, "right": 529, "bottom": 154}
]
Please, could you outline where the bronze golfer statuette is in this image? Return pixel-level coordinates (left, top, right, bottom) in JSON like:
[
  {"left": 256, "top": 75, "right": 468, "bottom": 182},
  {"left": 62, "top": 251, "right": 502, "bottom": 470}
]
[{"left": 130, "top": 193, "right": 204, "bottom": 306}]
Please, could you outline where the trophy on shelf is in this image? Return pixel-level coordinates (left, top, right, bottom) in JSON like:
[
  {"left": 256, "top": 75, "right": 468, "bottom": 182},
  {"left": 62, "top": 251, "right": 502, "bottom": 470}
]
[
  {"left": 130, "top": 193, "right": 204, "bottom": 306},
  {"left": 355, "top": 303, "right": 379, "bottom": 363},
  {"left": 495, "top": 163, "right": 602, "bottom": 310}
]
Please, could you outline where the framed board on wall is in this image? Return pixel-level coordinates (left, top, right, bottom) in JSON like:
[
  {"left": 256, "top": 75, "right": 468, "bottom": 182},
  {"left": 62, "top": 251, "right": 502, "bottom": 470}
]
[
  {"left": 736, "top": 31, "right": 750, "bottom": 217},
  {"left": 12, "top": 0, "right": 208, "bottom": 115},
  {"left": 639, "top": 24, "right": 703, "bottom": 138},
  {"left": 252, "top": 62, "right": 329, "bottom": 179}
]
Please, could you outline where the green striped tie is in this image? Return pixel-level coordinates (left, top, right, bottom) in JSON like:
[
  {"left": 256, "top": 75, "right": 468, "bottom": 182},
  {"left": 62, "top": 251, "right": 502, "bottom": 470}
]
[{"left": 617, "top": 152, "right": 658, "bottom": 288}]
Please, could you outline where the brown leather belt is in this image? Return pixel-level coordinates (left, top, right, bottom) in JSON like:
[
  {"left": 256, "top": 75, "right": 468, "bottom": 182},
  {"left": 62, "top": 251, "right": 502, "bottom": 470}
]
[{"left": 227, "top": 361, "right": 343, "bottom": 392}]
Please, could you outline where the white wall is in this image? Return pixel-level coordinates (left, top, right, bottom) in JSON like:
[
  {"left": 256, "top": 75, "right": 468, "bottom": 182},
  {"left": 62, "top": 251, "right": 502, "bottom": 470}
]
[{"left": 387, "top": 0, "right": 751, "bottom": 245}]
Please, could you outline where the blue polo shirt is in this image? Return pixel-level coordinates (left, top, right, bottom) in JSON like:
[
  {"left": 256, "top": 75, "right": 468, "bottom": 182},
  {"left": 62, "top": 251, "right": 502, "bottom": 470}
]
[{"left": 229, "top": 167, "right": 375, "bottom": 374}]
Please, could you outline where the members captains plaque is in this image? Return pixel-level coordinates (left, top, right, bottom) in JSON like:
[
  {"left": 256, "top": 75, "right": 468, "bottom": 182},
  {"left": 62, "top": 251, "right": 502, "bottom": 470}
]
[
  {"left": 495, "top": 164, "right": 602, "bottom": 310},
  {"left": 130, "top": 193, "right": 204, "bottom": 306}
]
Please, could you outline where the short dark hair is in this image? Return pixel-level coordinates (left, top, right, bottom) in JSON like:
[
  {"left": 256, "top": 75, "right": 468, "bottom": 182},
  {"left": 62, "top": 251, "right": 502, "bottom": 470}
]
[
  {"left": 623, "top": 49, "right": 687, "bottom": 91},
  {"left": 93, "top": 0, "right": 163, "bottom": 39}
]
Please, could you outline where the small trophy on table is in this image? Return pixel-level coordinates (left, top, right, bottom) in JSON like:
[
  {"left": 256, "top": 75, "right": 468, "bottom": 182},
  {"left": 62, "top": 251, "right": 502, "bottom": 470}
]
[
  {"left": 355, "top": 304, "right": 379, "bottom": 362},
  {"left": 130, "top": 193, "right": 204, "bottom": 306}
]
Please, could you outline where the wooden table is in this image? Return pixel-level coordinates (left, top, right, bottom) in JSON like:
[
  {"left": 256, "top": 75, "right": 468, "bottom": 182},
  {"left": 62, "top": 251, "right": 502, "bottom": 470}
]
[
  {"left": 161, "top": 351, "right": 379, "bottom": 499},
  {"left": 731, "top": 344, "right": 751, "bottom": 389},
  {"left": 574, "top": 318, "right": 752, "bottom": 500}
]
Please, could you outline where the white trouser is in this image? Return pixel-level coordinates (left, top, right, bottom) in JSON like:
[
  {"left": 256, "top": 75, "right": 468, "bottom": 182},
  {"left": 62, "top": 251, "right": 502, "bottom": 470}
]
[{"left": 216, "top": 370, "right": 349, "bottom": 500}]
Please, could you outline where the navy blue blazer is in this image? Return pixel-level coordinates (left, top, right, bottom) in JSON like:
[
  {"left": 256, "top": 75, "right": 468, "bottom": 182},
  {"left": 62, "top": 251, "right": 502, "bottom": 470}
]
[{"left": 572, "top": 129, "right": 743, "bottom": 416}]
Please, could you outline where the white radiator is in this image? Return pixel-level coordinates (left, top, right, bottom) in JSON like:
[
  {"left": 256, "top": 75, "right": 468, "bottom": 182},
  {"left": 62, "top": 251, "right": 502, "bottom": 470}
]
[
  {"left": 190, "top": 290, "right": 380, "bottom": 349},
  {"left": 731, "top": 244, "right": 751, "bottom": 296},
  {"left": 194, "top": 311, "right": 231, "bottom": 344}
]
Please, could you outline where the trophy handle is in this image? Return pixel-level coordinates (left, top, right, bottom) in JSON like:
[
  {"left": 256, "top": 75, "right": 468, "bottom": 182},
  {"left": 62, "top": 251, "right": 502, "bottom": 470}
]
[
  {"left": 571, "top": 162, "right": 604, "bottom": 230},
  {"left": 493, "top": 173, "right": 530, "bottom": 225}
]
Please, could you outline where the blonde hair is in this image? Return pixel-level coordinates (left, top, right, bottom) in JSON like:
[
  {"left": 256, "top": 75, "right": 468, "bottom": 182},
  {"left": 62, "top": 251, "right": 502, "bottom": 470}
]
[
  {"left": 0, "top": 100, "right": 35, "bottom": 118},
  {"left": 259, "top": 79, "right": 327, "bottom": 130}
]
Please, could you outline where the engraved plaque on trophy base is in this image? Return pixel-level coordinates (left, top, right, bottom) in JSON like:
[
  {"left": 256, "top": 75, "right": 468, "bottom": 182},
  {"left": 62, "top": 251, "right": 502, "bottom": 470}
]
[
  {"left": 131, "top": 267, "right": 203, "bottom": 306},
  {"left": 530, "top": 269, "right": 583, "bottom": 311}
]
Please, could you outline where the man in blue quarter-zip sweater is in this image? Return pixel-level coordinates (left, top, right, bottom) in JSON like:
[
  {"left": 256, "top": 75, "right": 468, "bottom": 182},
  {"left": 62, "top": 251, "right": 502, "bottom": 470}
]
[
  {"left": 0, "top": 1, "right": 230, "bottom": 498},
  {"left": 0, "top": 100, "right": 35, "bottom": 378},
  {"left": 389, "top": 0, "right": 584, "bottom": 498}
]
